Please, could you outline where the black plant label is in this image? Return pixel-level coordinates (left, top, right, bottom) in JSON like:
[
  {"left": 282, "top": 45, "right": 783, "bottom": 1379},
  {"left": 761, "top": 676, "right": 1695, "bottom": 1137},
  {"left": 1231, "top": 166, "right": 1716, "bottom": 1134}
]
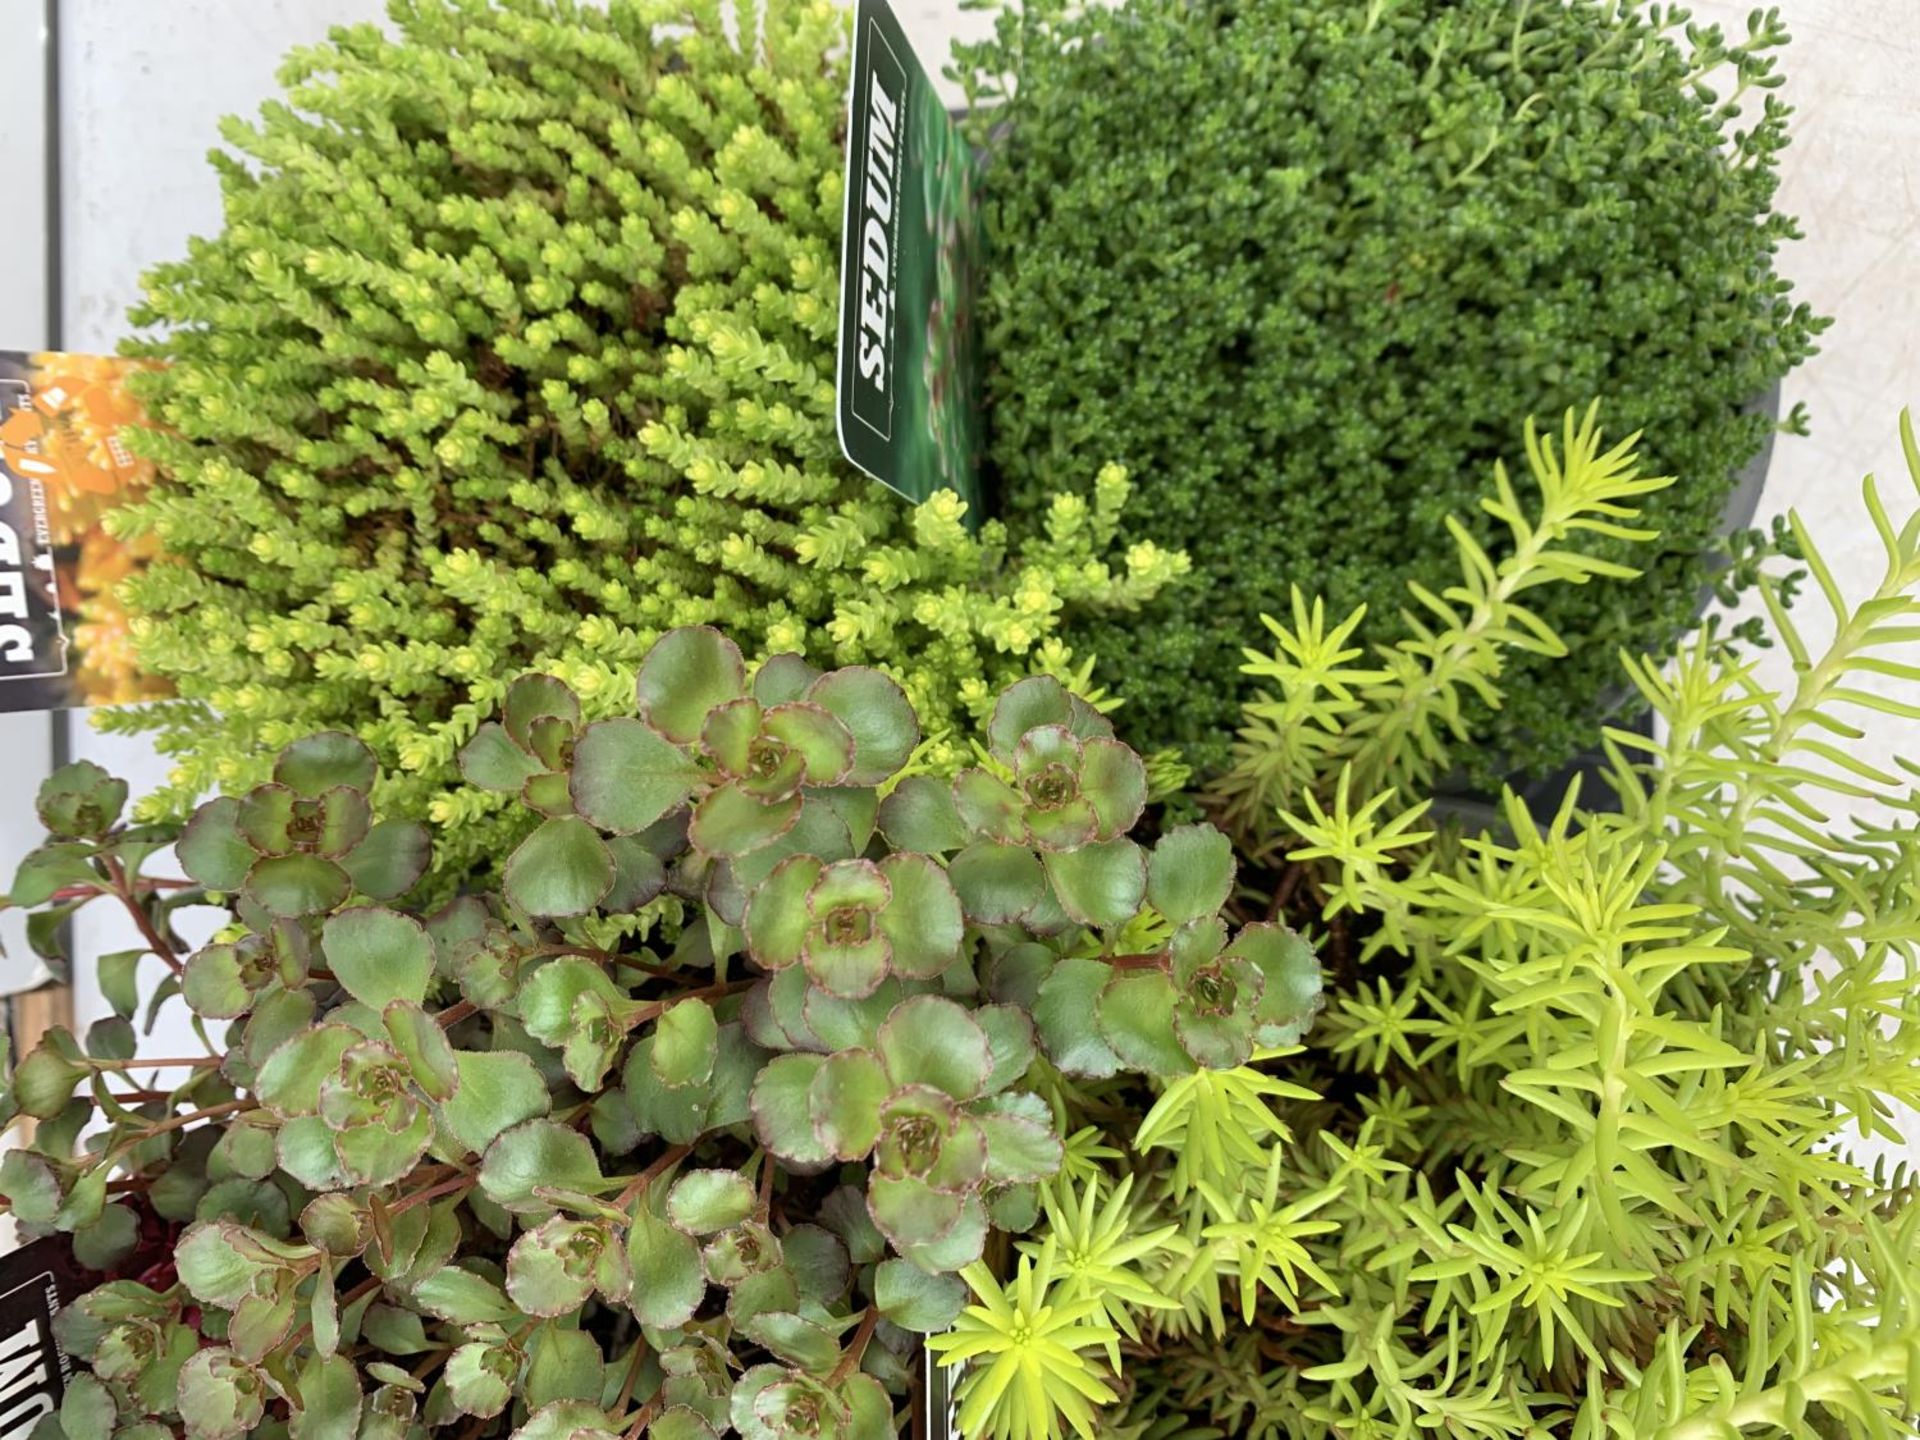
[
  {"left": 0, "top": 1234, "right": 87, "bottom": 1436},
  {"left": 0, "top": 362, "right": 69, "bottom": 702}
]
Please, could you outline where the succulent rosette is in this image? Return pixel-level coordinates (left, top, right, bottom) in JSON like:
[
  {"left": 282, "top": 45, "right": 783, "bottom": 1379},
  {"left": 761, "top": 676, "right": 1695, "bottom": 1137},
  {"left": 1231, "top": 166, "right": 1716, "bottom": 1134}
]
[{"left": 1, "top": 626, "right": 1319, "bottom": 1439}]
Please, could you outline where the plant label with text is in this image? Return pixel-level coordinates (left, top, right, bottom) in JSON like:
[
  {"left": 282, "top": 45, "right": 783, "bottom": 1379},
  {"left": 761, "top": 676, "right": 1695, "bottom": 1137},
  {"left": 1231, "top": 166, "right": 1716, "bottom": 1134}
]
[
  {"left": 836, "top": 0, "right": 985, "bottom": 525},
  {"left": 0, "top": 351, "right": 174, "bottom": 712},
  {"left": 0, "top": 1233, "right": 90, "bottom": 1433}
]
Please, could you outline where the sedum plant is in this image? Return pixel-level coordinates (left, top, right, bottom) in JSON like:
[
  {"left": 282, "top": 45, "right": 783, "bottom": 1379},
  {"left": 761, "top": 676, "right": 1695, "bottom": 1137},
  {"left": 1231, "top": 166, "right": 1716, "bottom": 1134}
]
[
  {"left": 957, "top": 0, "right": 1825, "bottom": 778},
  {"left": 978, "top": 409, "right": 1920, "bottom": 1439},
  {"left": 0, "top": 626, "right": 1319, "bottom": 1440},
  {"left": 107, "top": 0, "right": 1186, "bottom": 887}
]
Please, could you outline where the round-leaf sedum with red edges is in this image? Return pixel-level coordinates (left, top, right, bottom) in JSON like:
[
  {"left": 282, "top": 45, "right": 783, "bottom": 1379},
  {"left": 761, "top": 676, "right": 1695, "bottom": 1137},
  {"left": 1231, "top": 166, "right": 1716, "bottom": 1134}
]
[{"left": 1, "top": 624, "right": 1319, "bottom": 1440}]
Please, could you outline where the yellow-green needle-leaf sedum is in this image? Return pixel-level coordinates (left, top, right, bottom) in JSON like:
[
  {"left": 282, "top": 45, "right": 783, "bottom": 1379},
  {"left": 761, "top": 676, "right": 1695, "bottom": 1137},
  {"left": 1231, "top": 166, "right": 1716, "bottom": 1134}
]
[{"left": 999, "top": 410, "right": 1920, "bottom": 1439}]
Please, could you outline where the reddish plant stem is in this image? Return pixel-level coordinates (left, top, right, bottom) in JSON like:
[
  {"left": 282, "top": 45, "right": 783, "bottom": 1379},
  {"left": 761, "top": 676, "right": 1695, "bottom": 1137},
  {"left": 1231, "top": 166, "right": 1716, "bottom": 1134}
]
[
  {"left": 543, "top": 945, "right": 748, "bottom": 991},
  {"left": 632, "top": 979, "right": 754, "bottom": 1026},
  {"left": 541, "top": 944, "right": 616, "bottom": 961},
  {"left": 614, "top": 1338, "right": 650, "bottom": 1414},
  {"left": 620, "top": 1400, "right": 659, "bottom": 1440},
  {"left": 1266, "top": 863, "right": 1306, "bottom": 922},
  {"left": 616, "top": 1144, "right": 693, "bottom": 1207},
  {"left": 543, "top": 944, "right": 676, "bottom": 981},
  {"left": 139, "top": 1099, "right": 252, "bottom": 1138},
  {"left": 389, "top": 1171, "right": 475, "bottom": 1217},
  {"left": 1106, "top": 951, "right": 1170, "bottom": 972},
  {"left": 295, "top": 1272, "right": 386, "bottom": 1343},
  {"left": 830, "top": 1307, "right": 881, "bottom": 1387},
  {"left": 104, "top": 855, "right": 185, "bottom": 977},
  {"left": 402, "top": 1161, "right": 465, "bottom": 1185},
  {"left": 411, "top": 1347, "right": 453, "bottom": 1384},
  {"left": 385, "top": 1163, "right": 470, "bottom": 1205},
  {"left": 49, "top": 877, "right": 191, "bottom": 903},
  {"left": 437, "top": 1000, "right": 477, "bottom": 1029},
  {"left": 89, "top": 1056, "right": 221, "bottom": 1070}
]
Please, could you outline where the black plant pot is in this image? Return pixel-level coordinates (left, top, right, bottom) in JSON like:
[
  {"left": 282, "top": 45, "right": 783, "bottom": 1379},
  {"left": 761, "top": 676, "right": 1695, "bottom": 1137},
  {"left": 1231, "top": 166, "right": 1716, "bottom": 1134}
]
[{"left": 1431, "top": 383, "right": 1782, "bottom": 828}]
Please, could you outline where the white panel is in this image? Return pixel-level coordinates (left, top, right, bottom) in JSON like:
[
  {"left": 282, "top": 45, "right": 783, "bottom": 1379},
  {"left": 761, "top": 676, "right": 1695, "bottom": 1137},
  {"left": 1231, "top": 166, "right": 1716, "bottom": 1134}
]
[
  {"left": 0, "top": 717, "right": 54, "bottom": 993},
  {"left": 60, "top": 0, "right": 394, "bottom": 353},
  {"left": 57, "top": 0, "right": 388, "bottom": 1048},
  {"left": 0, "top": 1, "right": 49, "bottom": 347},
  {"left": 1682, "top": 1, "right": 1920, "bottom": 1167}
]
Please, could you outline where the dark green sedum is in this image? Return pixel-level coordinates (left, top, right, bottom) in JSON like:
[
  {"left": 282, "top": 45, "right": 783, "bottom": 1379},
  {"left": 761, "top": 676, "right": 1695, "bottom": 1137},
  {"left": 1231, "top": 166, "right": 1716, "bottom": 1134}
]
[{"left": 959, "top": 0, "right": 1824, "bottom": 775}]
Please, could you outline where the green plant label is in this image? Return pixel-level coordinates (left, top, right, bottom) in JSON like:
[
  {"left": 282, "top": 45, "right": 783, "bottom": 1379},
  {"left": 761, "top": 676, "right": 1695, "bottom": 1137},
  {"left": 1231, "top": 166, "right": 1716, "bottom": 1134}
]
[
  {"left": 0, "top": 350, "right": 174, "bottom": 712},
  {"left": 836, "top": 0, "right": 985, "bottom": 524}
]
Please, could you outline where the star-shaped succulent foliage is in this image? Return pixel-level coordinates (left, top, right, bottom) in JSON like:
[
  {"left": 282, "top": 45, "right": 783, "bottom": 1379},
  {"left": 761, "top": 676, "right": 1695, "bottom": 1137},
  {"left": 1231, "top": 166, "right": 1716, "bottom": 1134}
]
[{"left": 1, "top": 625, "right": 1320, "bottom": 1440}]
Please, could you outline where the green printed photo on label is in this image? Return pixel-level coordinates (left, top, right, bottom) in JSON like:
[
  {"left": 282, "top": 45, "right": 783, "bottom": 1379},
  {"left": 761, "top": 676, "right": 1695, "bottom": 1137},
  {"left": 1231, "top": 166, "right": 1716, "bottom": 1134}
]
[{"left": 836, "top": 0, "right": 985, "bottom": 523}]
